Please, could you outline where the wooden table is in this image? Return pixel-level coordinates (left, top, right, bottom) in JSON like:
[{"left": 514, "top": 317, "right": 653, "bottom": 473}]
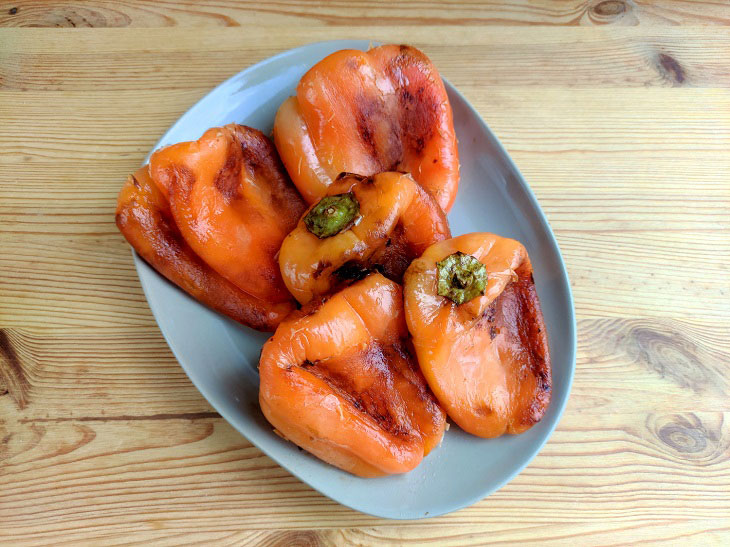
[{"left": 2, "top": 2, "right": 729, "bottom": 544}]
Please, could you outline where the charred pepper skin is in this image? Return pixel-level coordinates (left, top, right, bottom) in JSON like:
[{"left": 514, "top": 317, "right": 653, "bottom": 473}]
[
  {"left": 148, "top": 123, "right": 307, "bottom": 309},
  {"left": 279, "top": 171, "right": 451, "bottom": 305},
  {"left": 273, "top": 44, "right": 459, "bottom": 212},
  {"left": 404, "top": 233, "right": 552, "bottom": 438},
  {"left": 116, "top": 167, "right": 293, "bottom": 331},
  {"left": 116, "top": 124, "right": 306, "bottom": 331},
  {"left": 259, "top": 273, "right": 446, "bottom": 477}
]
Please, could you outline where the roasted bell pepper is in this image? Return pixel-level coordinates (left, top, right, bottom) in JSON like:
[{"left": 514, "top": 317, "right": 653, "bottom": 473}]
[
  {"left": 116, "top": 167, "right": 293, "bottom": 331},
  {"left": 147, "top": 124, "right": 307, "bottom": 310},
  {"left": 259, "top": 273, "right": 446, "bottom": 477},
  {"left": 279, "top": 171, "right": 450, "bottom": 305},
  {"left": 404, "top": 233, "right": 551, "bottom": 438},
  {"left": 273, "top": 44, "right": 459, "bottom": 212}
]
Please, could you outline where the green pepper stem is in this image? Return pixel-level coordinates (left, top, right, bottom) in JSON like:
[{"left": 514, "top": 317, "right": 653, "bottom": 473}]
[
  {"left": 436, "top": 251, "right": 488, "bottom": 305},
  {"left": 304, "top": 192, "right": 360, "bottom": 239}
]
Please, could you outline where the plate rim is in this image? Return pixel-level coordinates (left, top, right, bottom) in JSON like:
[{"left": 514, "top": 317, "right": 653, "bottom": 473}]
[{"left": 131, "top": 39, "right": 577, "bottom": 520}]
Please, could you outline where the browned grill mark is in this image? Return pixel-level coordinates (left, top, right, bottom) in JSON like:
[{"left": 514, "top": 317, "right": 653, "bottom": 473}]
[
  {"left": 356, "top": 109, "right": 378, "bottom": 158},
  {"left": 213, "top": 140, "right": 242, "bottom": 201},
  {"left": 367, "top": 223, "right": 412, "bottom": 282},
  {"left": 295, "top": 341, "right": 432, "bottom": 440},
  {"left": 333, "top": 261, "right": 371, "bottom": 282},
  {"left": 239, "top": 133, "right": 263, "bottom": 174},
  {"left": 383, "top": 44, "right": 441, "bottom": 163},
  {"left": 231, "top": 126, "right": 306, "bottom": 221},
  {"left": 335, "top": 171, "right": 367, "bottom": 182},
  {"left": 519, "top": 397, "right": 547, "bottom": 427},
  {"left": 475, "top": 302, "right": 497, "bottom": 330},
  {"left": 355, "top": 96, "right": 386, "bottom": 168},
  {"left": 167, "top": 164, "right": 196, "bottom": 201},
  {"left": 354, "top": 93, "right": 403, "bottom": 173},
  {"left": 398, "top": 86, "right": 438, "bottom": 155},
  {"left": 509, "top": 266, "right": 551, "bottom": 386},
  {"left": 312, "top": 260, "right": 332, "bottom": 279},
  {"left": 485, "top": 262, "right": 552, "bottom": 429}
]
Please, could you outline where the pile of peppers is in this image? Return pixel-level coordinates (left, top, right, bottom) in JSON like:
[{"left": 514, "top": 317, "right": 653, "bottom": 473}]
[{"left": 116, "top": 45, "right": 551, "bottom": 477}]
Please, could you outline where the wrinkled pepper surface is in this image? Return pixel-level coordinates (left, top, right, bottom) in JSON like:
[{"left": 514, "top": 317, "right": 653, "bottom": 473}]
[
  {"left": 147, "top": 124, "right": 307, "bottom": 322},
  {"left": 274, "top": 44, "right": 459, "bottom": 212},
  {"left": 116, "top": 167, "right": 293, "bottom": 331},
  {"left": 404, "top": 233, "right": 552, "bottom": 438},
  {"left": 279, "top": 171, "right": 450, "bottom": 305},
  {"left": 259, "top": 273, "right": 446, "bottom": 477}
]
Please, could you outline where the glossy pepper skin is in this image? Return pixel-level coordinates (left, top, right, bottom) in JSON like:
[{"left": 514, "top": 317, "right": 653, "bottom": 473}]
[
  {"left": 116, "top": 168, "right": 293, "bottom": 331},
  {"left": 148, "top": 124, "right": 307, "bottom": 308},
  {"left": 273, "top": 44, "right": 459, "bottom": 212},
  {"left": 259, "top": 273, "right": 446, "bottom": 477},
  {"left": 404, "top": 233, "right": 552, "bottom": 438},
  {"left": 279, "top": 171, "right": 451, "bottom": 305}
]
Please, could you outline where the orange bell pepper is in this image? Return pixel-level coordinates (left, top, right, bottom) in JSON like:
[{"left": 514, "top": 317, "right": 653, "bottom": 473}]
[
  {"left": 404, "top": 233, "right": 551, "bottom": 438},
  {"left": 116, "top": 167, "right": 293, "bottom": 331},
  {"left": 148, "top": 124, "right": 306, "bottom": 306},
  {"left": 279, "top": 171, "right": 450, "bottom": 305},
  {"left": 259, "top": 273, "right": 446, "bottom": 477},
  {"left": 273, "top": 44, "right": 459, "bottom": 212}
]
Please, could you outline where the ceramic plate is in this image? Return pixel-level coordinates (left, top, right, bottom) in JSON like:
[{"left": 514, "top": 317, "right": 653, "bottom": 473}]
[{"left": 133, "top": 40, "right": 576, "bottom": 519}]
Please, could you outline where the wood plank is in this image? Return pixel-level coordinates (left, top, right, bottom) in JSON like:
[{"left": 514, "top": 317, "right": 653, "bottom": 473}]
[
  {"left": 1, "top": 412, "right": 728, "bottom": 542},
  {"left": 2, "top": 27, "right": 730, "bottom": 90},
  {"left": 3, "top": 88, "right": 728, "bottom": 162},
  {"left": 560, "top": 231, "right": 729, "bottom": 319},
  {"left": 0, "top": 325, "right": 209, "bottom": 415},
  {"left": 1, "top": 314, "right": 728, "bottom": 422},
  {"left": 1, "top": 87, "right": 727, "bottom": 182},
  {"left": 1, "top": 229, "right": 728, "bottom": 328},
  {"left": 2, "top": 15, "right": 730, "bottom": 544},
  {"left": 2, "top": 1, "right": 730, "bottom": 28},
  {"left": 1, "top": 86, "right": 727, "bottom": 326},
  {"left": 8, "top": 520, "right": 730, "bottom": 546},
  {"left": 0, "top": 312, "right": 730, "bottom": 424},
  {"left": 289, "top": 521, "right": 730, "bottom": 546}
]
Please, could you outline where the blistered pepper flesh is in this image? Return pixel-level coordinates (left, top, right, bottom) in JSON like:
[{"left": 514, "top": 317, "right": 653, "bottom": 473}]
[
  {"left": 404, "top": 233, "right": 552, "bottom": 438},
  {"left": 259, "top": 274, "right": 446, "bottom": 477},
  {"left": 273, "top": 44, "right": 459, "bottom": 212},
  {"left": 116, "top": 168, "right": 293, "bottom": 331},
  {"left": 148, "top": 124, "right": 307, "bottom": 306},
  {"left": 279, "top": 171, "right": 451, "bottom": 305}
]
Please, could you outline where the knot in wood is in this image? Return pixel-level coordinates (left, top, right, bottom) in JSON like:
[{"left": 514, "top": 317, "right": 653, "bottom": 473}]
[
  {"left": 658, "top": 422, "right": 707, "bottom": 454},
  {"left": 591, "top": 0, "right": 628, "bottom": 17}
]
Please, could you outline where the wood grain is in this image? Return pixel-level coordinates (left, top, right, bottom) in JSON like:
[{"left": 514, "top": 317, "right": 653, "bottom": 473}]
[
  {"left": 1, "top": 316, "right": 729, "bottom": 425},
  {"left": 2, "top": 1, "right": 730, "bottom": 28},
  {"left": 2, "top": 27, "right": 730, "bottom": 90},
  {"left": 1, "top": 2, "right": 730, "bottom": 544},
  {"left": 2, "top": 412, "right": 729, "bottom": 541}
]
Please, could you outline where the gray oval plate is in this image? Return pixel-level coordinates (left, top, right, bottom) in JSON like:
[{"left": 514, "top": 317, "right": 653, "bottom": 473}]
[{"left": 133, "top": 40, "right": 576, "bottom": 520}]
